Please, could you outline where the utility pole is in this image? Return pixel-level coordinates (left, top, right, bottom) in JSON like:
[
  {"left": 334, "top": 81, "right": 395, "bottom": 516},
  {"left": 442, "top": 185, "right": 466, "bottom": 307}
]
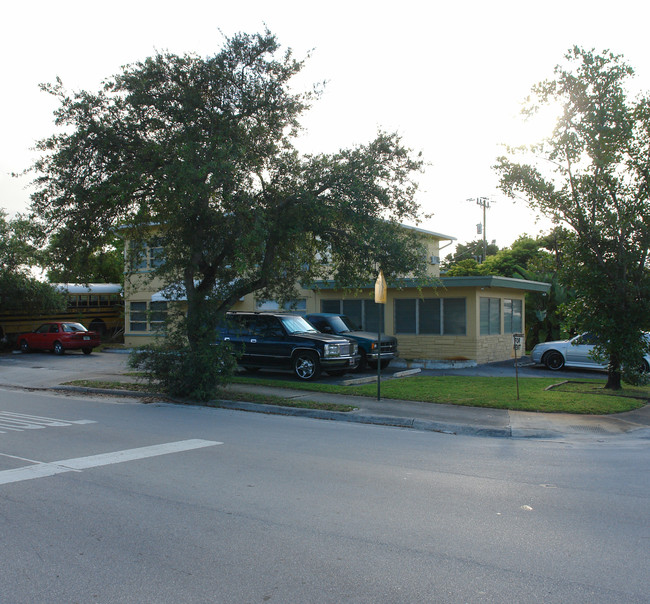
[{"left": 466, "top": 196, "right": 494, "bottom": 262}]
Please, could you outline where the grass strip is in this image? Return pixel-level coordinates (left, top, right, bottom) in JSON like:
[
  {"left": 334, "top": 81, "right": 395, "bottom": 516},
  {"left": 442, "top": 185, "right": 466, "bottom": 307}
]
[
  {"left": 233, "top": 375, "right": 648, "bottom": 415},
  {"left": 62, "top": 379, "right": 355, "bottom": 412}
]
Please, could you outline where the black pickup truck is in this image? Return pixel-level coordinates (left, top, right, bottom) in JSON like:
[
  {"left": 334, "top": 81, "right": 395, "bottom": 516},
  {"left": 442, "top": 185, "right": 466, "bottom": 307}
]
[{"left": 216, "top": 312, "right": 360, "bottom": 380}]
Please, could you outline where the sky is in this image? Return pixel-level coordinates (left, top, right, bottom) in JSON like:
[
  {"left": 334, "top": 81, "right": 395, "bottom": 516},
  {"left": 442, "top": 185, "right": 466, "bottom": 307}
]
[{"left": 2, "top": 0, "right": 650, "bottom": 254}]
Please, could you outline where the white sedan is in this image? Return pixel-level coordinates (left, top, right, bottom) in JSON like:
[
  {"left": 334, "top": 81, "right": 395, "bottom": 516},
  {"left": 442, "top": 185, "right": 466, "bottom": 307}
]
[{"left": 530, "top": 333, "right": 650, "bottom": 372}]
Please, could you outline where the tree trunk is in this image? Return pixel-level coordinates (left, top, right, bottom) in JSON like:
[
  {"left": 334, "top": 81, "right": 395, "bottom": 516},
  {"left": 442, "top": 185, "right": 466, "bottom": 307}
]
[{"left": 605, "top": 361, "right": 622, "bottom": 390}]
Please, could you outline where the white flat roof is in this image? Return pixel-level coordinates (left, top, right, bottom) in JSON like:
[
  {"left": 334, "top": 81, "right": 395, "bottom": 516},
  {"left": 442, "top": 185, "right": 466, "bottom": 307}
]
[{"left": 52, "top": 283, "right": 123, "bottom": 295}]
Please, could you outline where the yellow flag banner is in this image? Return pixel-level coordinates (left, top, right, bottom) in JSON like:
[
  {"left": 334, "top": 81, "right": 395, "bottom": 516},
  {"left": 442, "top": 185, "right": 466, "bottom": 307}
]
[{"left": 374, "top": 270, "right": 387, "bottom": 304}]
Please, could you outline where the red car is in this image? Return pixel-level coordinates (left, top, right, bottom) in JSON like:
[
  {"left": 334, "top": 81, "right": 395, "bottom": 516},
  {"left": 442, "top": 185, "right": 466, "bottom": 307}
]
[{"left": 18, "top": 322, "right": 101, "bottom": 355}]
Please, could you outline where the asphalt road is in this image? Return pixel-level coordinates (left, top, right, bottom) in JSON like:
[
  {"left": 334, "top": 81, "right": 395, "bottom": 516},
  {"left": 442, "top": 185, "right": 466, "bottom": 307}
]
[{"left": 0, "top": 386, "right": 648, "bottom": 603}]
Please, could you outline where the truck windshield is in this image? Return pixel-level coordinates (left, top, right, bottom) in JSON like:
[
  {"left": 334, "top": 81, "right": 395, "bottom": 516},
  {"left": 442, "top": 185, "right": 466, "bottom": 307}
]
[
  {"left": 280, "top": 316, "right": 318, "bottom": 334},
  {"left": 328, "top": 315, "right": 359, "bottom": 333}
]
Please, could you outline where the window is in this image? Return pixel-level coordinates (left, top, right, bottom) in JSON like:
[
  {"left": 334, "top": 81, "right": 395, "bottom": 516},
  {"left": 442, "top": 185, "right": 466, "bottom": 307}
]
[
  {"left": 320, "top": 299, "right": 385, "bottom": 331},
  {"left": 256, "top": 299, "right": 307, "bottom": 313},
  {"left": 394, "top": 298, "right": 466, "bottom": 335},
  {"left": 504, "top": 299, "right": 523, "bottom": 334},
  {"left": 149, "top": 302, "right": 168, "bottom": 331},
  {"left": 129, "top": 302, "right": 148, "bottom": 332},
  {"left": 443, "top": 298, "right": 467, "bottom": 335},
  {"left": 130, "top": 238, "right": 165, "bottom": 271},
  {"left": 395, "top": 299, "right": 417, "bottom": 333},
  {"left": 480, "top": 297, "right": 501, "bottom": 335},
  {"left": 129, "top": 301, "right": 167, "bottom": 332}
]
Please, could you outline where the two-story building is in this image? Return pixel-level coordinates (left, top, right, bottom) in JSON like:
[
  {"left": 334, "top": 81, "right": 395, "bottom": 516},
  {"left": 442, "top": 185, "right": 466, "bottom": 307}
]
[{"left": 123, "top": 225, "right": 550, "bottom": 366}]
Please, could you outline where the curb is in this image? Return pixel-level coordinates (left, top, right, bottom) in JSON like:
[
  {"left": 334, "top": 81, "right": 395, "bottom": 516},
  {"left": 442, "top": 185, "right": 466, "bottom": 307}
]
[
  {"left": 201, "top": 399, "right": 512, "bottom": 438},
  {"left": 45, "top": 384, "right": 511, "bottom": 438}
]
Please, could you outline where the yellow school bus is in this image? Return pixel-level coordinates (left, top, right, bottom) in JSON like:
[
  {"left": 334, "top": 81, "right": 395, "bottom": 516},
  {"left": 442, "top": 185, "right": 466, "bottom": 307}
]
[{"left": 0, "top": 283, "right": 123, "bottom": 345}]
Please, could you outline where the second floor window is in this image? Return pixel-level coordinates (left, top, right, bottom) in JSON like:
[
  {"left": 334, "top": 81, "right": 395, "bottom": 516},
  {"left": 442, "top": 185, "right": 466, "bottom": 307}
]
[{"left": 130, "top": 238, "right": 165, "bottom": 271}]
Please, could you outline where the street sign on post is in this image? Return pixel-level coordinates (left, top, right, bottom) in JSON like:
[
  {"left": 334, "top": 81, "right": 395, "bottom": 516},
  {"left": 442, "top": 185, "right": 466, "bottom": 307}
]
[
  {"left": 513, "top": 333, "right": 524, "bottom": 400},
  {"left": 374, "top": 270, "right": 387, "bottom": 304},
  {"left": 374, "top": 270, "right": 387, "bottom": 401}
]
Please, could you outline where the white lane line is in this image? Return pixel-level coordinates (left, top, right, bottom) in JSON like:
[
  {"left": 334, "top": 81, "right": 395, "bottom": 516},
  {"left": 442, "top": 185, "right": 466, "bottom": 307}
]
[
  {"left": 0, "top": 439, "right": 222, "bottom": 485},
  {"left": 0, "top": 411, "right": 98, "bottom": 434}
]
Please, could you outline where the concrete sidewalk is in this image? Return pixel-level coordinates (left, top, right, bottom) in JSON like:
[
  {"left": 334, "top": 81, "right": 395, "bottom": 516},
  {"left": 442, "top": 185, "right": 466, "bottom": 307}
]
[
  {"left": 1, "top": 350, "right": 650, "bottom": 440},
  {"left": 219, "top": 382, "right": 650, "bottom": 440}
]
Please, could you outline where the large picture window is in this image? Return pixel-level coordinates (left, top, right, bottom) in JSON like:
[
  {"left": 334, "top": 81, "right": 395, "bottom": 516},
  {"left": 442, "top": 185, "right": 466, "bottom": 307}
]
[
  {"left": 394, "top": 298, "right": 466, "bottom": 335},
  {"left": 480, "top": 297, "right": 501, "bottom": 335}
]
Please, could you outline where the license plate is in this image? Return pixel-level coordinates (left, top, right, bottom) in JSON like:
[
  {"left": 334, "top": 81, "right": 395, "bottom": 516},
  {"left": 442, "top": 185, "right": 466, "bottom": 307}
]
[{"left": 83, "top": 336, "right": 90, "bottom": 341}]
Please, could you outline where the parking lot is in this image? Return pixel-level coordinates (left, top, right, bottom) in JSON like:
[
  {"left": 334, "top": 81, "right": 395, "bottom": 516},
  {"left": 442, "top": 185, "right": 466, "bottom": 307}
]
[{"left": 0, "top": 347, "right": 608, "bottom": 390}]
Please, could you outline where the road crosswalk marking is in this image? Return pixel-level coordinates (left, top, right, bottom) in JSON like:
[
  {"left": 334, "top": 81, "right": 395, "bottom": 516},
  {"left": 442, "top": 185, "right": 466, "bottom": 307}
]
[
  {"left": 0, "top": 439, "right": 222, "bottom": 485},
  {"left": 0, "top": 411, "right": 96, "bottom": 433}
]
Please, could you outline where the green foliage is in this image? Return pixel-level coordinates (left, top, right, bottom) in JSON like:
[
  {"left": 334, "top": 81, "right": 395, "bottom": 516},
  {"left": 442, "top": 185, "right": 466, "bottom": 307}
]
[
  {"left": 45, "top": 233, "right": 124, "bottom": 284},
  {"left": 128, "top": 319, "right": 238, "bottom": 402},
  {"left": 495, "top": 47, "right": 650, "bottom": 389},
  {"left": 444, "top": 235, "right": 550, "bottom": 278},
  {"left": 444, "top": 258, "right": 484, "bottom": 276},
  {"left": 29, "top": 30, "right": 428, "bottom": 358},
  {"left": 514, "top": 266, "right": 574, "bottom": 348},
  {"left": 0, "top": 209, "right": 65, "bottom": 315},
  {"left": 442, "top": 238, "right": 498, "bottom": 269}
]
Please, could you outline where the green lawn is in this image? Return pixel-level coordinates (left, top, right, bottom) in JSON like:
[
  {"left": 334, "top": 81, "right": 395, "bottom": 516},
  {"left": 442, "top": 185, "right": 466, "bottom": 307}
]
[
  {"left": 64, "top": 374, "right": 649, "bottom": 415},
  {"left": 233, "top": 375, "right": 649, "bottom": 415}
]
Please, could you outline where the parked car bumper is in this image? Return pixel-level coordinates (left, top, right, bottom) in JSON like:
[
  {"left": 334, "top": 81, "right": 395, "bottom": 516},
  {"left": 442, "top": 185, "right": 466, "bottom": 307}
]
[
  {"left": 530, "top": 347, "right": 544, "bottom": 364},
  {"left": 63, "top": 337, "right": 101, "bottom": 349},
  {"left": 368, "top": 351, "right": 397, "bottom": 362},
  {"left": 320, "top": 354, "right": 361, "bottom": 370}
]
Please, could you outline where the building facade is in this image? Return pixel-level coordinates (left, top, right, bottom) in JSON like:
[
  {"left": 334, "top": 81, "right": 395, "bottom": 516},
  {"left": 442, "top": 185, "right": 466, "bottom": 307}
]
[{"left": 123, "top": 227, "right": 550, "bottom": 365}]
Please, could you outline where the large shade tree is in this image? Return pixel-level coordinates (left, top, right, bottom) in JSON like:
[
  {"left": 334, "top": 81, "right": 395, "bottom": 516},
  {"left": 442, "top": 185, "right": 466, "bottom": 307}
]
[
  {"left": 28, "top": 31, "right": 429, "bottom": 397},
  {"left": 0, "top": 210, "right": 64, "bottom": 315},
  {"left": 495, "top": 47, "right": 650, "bottom": 389}
]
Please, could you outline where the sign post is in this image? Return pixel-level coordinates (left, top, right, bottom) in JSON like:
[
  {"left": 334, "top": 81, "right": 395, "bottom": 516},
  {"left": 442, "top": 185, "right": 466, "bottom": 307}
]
[
  {"left": 374, "top": 270, "right": 387, "bottom": 401},
  {"left": 513, "top": 333, "right": 524, "bottom": 400}
]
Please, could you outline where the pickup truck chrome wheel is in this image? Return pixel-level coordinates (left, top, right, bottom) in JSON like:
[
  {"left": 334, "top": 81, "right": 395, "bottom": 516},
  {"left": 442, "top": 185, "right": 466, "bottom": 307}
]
[{"left": 293, "top": 352, "right": 321, "bottom": 380}]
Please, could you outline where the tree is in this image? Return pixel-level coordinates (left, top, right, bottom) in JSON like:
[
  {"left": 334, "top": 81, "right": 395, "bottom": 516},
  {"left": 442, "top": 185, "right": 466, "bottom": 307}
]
[
  {"left": 28, "top": 31, "right": 428, "bottom": 398},
  {"left": 45, "top": 233, "right": 124, "bottom": 285},
  {"left": 514, "top": 266, "right": 574, "bottom": 348},
  {"left": 0, "top": 210, "right": 65, "bottom": 321},
  {"left": 495, "top": 47, "right": 650, "bottom": 389},
  {"left": 442, "top": 238, "right": 498, "bottom": 269},
  {"left": 444, "top": 235, "right": 549, "bottom": 277}
]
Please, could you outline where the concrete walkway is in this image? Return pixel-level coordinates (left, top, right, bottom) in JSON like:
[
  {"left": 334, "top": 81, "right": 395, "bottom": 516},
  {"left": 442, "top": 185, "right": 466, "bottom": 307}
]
[
  {"left": 220, "top": 382, "right": 650, "bottom": 440},
  {"left": 1, "top": 349, "right": 650, "bottom": 440}
]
